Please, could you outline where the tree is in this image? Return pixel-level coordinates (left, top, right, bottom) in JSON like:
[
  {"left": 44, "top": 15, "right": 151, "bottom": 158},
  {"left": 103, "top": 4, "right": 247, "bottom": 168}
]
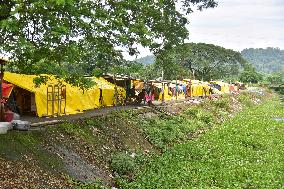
[
  {"left": 266, "top": 72, "right": 283, "bottom": 86},
  {"left": 241, "top": 47, "right": 284, "bottom": 74},
  {"left": 0, "top": 0, "right": 217, "bottom": 87},
  {"left": 155, "top": 43, "right": 246, "bottom": 81},
  {"left": 239, "top": 64, "right": 263, "bottom": 84}
]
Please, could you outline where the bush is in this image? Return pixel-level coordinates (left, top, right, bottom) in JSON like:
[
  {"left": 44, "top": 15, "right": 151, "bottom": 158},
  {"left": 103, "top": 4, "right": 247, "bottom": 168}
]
[
  {"left": 212, "top": 97, "right": 230, "bottom": 110},
  {"left": 184, "top": 107, "right": 214, "bottom": 124},
  {"left": 111, "top": 152, "right": 136, "bottom": 176},
  {"left": 236, "top": 93, "right": 254, "bottom": 107},
  {"left": 184, "top": 107, "right": 200, "bottom": 118}
]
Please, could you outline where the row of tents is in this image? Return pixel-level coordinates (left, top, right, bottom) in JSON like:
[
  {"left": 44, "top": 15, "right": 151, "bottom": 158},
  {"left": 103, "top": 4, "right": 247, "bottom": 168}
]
[
  {"left": 134, "top": 79, "right": 242, "bottom": 102},
  {"left": 2, "top": 72, "right": 243, "bottom": 118}
]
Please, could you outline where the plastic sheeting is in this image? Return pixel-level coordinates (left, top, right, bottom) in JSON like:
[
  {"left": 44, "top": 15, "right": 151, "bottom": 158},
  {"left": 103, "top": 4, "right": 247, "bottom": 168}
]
[
  {"left": 2, "top": 83, "right": 13, "bottom": 98},
  {"left": 4, "top": 72, "right": 125, "bottom": 117},
  {"left": 212, "top": 81, "right": 230, "bottom": 94}
]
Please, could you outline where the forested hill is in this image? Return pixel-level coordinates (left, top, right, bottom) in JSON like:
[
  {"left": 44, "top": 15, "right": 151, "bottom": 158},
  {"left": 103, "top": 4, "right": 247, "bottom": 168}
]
[
  {"left": 135, "top": 55, "right": 155, "bottom": 65},
  {"left": 241, "top": 47, "right": 284, "bottom": 73}
]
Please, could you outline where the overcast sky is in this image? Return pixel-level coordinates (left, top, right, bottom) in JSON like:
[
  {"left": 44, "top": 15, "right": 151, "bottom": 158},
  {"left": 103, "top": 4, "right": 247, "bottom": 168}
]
[{"left": 125, "top": 0, "right": 284, "bottom": 60}]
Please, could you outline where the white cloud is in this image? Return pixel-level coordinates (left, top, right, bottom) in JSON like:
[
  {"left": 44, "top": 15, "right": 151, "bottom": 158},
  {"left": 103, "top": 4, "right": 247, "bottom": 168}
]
[
  {"left": 187, "top": 0, "right": 284, "bottom": 51},
  {"left": 124, "top": 0, "right": 284, "bottom": 60}
]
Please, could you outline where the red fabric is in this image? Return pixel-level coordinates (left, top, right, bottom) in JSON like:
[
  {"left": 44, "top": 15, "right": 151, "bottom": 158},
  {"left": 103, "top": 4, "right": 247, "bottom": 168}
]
[
  {"left": 229, "top": 85, "right": 235, "bottom": 92},
  {"left": 4, "top": 110, "right": 13, "bottom": 122},
  {"left": 2, "top": 83, "right": 13, "bottom": 98}
]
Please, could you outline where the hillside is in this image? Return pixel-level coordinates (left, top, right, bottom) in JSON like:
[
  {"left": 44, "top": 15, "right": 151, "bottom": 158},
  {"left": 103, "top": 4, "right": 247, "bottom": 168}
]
[
  {"left": 0, "top": 91, "right": 277, "bottom": 188},
  {"left": 241, "top": 47, "right": 284, "bottom": 73},
  {"left": 135, "top": 55, "right": 155, "bottom": 65}
]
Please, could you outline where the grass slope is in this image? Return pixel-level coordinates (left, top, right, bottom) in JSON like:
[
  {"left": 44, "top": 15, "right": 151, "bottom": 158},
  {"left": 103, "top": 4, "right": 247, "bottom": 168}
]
[{"left": 121, "top": 98, "right": 284, "bottom": 188}]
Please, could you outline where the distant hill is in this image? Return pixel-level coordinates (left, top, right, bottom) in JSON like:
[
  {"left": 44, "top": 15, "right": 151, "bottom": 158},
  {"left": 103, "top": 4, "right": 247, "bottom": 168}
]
[
  {"left": 135, "top": 55, "right": 155, "bottom": 65},
  {"left": 241, "top": 47, "right": 284, "bottom": 73}
]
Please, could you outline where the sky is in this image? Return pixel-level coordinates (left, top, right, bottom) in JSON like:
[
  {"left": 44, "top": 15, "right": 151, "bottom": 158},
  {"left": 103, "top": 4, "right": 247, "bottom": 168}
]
[{"left": 124, "top": 0, "right": 284, "bottom": 60}]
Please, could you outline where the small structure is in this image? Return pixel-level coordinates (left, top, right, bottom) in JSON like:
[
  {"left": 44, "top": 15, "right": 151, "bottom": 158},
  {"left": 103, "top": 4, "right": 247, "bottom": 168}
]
[{"left": 4, "top": 72, "right": 125, "bottom": 117}]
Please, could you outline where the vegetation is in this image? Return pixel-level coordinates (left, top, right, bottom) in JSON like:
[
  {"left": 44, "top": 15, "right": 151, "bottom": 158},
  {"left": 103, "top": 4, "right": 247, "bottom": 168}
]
[
  {"left": 239, "top": 65, "right": 263, "bottom": 84},
  {"left": 241, "top": 47, "right": 284, "bottom": 74},
  {"left": 0, "top": 90, "right": 271, "bottom": 188},
  {"left": 0, "top": 0, "right": 217, "bottom": 87},
  {"left": 120, "top": 97, "right": 283, "bottom": 188},
  {"left": 135, "top": 55, "right": 155, "bottom": 66},
  {"left": 133, "top": 43, "right": 247, "bottom": 80},
  {"left": 265, "top": 72, "right": 284, "bottom": 86}
]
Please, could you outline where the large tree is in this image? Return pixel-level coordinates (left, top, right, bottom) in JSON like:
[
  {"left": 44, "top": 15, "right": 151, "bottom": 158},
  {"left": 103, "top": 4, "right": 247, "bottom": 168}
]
[
  {"left": 0, "top": 0, "right": 217, "bottom": 87},
  {"left": 155, "top": 43, "right": 246, "bottom": 81}
]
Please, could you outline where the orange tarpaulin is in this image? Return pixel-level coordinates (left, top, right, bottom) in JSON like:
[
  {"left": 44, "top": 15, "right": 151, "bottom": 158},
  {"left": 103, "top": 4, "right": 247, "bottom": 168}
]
[{"left": 2, "top": 83, "right": 13, "bottom": 98}]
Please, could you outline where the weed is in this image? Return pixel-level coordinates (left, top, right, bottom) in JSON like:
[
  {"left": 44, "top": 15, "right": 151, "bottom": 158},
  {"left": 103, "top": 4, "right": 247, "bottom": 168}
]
[
  {"left": 119, "top": 98, "right": 284, "bottom": 188},
  {"left": 58, "top": 122, "right": 94, "bottom": 143},
  {"left": 212, "top": 97, "right": 230, "bottom": 110},
  {"left": 74, "top": 180, "right": 108, "bottom": 189},
  {"left": 111, "top": 152, "right": 136, "bottom": 176}
]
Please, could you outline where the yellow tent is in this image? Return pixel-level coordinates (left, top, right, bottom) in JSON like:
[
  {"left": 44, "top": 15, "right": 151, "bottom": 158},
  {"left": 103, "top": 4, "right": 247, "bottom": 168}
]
[
  {"left": 4, "top": 72, "right": 125, "bottom": 117},
  {"left": 212, "top": 81, "right": 230, "bottom": 93}
]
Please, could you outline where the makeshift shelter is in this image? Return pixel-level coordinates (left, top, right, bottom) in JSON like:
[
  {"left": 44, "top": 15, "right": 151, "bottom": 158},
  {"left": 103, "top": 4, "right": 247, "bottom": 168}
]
[
  {"left": 211, "top": 81, "right": 230, "bottom": 94},
  {"left": 133, "top": 80, "right": 144, "bottom": 91},
  {"left": 89, "top": 77, "right": 126, "bottom": 107},
  {"left": 2, "top": 83, "right": 13, "bottom": 98},
  {"left": 4, "top": 72, "right": 125, "bottom": 117},
  {"left": 102, "top": 74, "right": 132, "bottom": 89},
  {"left": 151, "top": 82, "right": 172, "bottom": 101}
]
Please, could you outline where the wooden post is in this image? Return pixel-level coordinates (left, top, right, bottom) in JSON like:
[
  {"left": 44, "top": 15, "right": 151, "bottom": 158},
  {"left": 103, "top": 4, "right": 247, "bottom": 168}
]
[
  {"left": 162, "top": 82, "right": 165, "bottom": 104},
  {"left": 113, "top": 74, "right": 118, "bottom": 106},
  {"left": 0, "top": 59, "right": 6, "bottom": 121},
  {"left": 175, "top": 78, "right": 178, "bottom": 101}
]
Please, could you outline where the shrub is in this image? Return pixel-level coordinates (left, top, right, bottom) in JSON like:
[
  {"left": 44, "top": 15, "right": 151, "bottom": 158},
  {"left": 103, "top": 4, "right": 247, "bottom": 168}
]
[
  {"left": 184, "top": 107, "right": 214, "bottom": 124},
  {"left": 212, "top": 97, "right": 230, "bottom": 110},
  {"left": 111, "top": 152, "right": 136, "bottom": 176}
]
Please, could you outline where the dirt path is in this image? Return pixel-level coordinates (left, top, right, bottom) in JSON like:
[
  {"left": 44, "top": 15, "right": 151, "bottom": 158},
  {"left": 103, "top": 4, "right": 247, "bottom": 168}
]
[{"left": 23, "top": 98, "right": 202, "bottom": 127}]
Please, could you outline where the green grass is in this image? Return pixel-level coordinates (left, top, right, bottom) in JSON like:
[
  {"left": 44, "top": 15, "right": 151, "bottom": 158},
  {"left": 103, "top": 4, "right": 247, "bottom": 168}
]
[
  {"left": 119, "top": 98, "right": 284, "bottom": 188},
  {"left": 136, "top": 116, "right": 198, "bottom": 149}
]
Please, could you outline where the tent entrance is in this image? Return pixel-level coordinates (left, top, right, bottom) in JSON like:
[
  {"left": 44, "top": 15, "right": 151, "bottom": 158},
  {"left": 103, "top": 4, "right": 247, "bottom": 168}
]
[
  {"left": 46, "top": 84, "right": 66, "bottom": 117},
  {"left": 12, "top": 87, "right": 36, "bottom": 116}
]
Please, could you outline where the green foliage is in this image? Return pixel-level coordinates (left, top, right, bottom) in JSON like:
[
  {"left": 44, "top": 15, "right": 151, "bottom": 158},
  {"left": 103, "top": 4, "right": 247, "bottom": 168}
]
[
  {"left": 240, "top": 65, "right": 263, "bottom": 83},
  {"left": 137, "top": 116, "right": 198, "bottom": 149},
  {"left": 111, "top": 152, "right": 136, "bottom": 176},
  {"left": 135, "top": 63, "right": 162, "bottom": 80},
  {"left": 58, "top": 122, "right": 94, "bottom": 143},
  {"left": 120, "top": 98, "right": 284, "bottom": 188},
  {"left": 212, "top": 96, "right": 230, "bottom": 110},
  {"left": 265, "top": 72, "right": 284, "bottom": 85},
  {"left": 236, "top": 92, "right": 260, "bottom": 107},
  {"left": 0, "top": 0, "right": 217, "bottom": 87},
  {"left": 155, "top": 43, "right": 246, "bottom": 80},
  {"left": 240, "top": 70, "right": 262, "bottom": 83},
  {"left": 241, "top": 47, "right": 284, "bottom": 74},
  {"left": 74, "top": 181, "right": 108, "bottom": 189},
  {"left": 135, "top": 55, "right": 155, "bottom": 66},
  {"left": 184, "top": 106, "right": 214, "bottom": 124}
]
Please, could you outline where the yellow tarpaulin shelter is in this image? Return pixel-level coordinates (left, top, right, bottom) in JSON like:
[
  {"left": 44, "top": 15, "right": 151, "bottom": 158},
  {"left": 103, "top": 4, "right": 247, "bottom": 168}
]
[
  {"left": 4, "top": 72, "right": 125, "bottom": 117},
  {"left": 212, "top": 81, "right": 230, "bottom": 94}
]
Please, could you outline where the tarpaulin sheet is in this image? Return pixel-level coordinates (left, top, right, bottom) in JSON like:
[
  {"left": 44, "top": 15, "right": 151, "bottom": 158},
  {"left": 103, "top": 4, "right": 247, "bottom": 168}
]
[
  {"left": 4, "top": 72, "right": 125, "bottom": 117},
  {"left": 191, "top": 84, "right": 204, "bottom": 97},
  {"left": 2, "top": 83, "right": 13, "bottom": 98}
]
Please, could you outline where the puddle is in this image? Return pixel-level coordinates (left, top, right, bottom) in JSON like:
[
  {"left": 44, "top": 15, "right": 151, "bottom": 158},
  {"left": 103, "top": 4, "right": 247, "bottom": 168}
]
[{"left": 273, "top": 118, "right": 284, "bottom": 122}]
